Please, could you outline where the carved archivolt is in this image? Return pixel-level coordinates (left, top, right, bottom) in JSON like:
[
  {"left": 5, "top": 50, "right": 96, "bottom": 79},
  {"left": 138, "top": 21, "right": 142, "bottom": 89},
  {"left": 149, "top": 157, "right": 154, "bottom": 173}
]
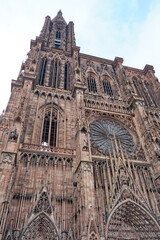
[
  {"left": 21, "top": 187, "right": 59, "bottom": 240},
  {"left": 106, "top": 199, "right": 160, "bottom": 239},
  {"left": 21, "top": 212, "right": 59, "bottom": 240}
]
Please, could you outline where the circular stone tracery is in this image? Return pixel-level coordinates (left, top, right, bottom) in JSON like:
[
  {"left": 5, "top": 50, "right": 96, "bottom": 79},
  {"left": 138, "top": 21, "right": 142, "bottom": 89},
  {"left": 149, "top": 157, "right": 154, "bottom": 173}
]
[{"left": 90, "top": 119, "right": 136, "bottom": 156}]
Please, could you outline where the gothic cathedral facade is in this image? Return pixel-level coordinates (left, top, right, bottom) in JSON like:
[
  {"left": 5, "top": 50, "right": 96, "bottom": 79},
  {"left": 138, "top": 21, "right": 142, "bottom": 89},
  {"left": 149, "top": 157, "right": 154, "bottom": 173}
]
[{"left": 0, "top": 11, "right": 160, "bottom": 240}]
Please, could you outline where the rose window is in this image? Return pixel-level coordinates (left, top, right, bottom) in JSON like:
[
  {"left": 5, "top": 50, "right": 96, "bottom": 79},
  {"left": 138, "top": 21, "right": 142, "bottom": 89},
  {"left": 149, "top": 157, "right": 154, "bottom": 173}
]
[{"left": 90, "top": 119, "right": 136, "bottom": 156}]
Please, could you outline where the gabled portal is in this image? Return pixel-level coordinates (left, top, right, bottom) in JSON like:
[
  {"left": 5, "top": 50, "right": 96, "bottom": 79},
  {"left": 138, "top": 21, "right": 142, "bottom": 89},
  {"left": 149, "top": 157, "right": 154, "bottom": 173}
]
[
  {"left": 21, "top": 212, "right": 59, "bottom": 240},
  {"left": 106, "top": 199, "right": 160, "bottom": 239}
]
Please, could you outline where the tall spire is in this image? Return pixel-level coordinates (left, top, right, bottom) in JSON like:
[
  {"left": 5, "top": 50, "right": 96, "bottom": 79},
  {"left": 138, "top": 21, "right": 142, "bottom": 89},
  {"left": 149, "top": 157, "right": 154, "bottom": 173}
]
[
  {"left": 39, "top": 11, "right": 76, "bottom": 51},
  {"left": 52, "top": 9, "right": 67, "bottom": 25}
]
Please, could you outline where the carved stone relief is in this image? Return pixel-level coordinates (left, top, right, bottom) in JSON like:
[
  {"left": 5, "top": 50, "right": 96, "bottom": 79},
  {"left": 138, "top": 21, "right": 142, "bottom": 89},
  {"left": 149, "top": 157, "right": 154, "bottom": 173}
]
[{"left": 0, "top": 153, "right": 15, "bottom": 164}]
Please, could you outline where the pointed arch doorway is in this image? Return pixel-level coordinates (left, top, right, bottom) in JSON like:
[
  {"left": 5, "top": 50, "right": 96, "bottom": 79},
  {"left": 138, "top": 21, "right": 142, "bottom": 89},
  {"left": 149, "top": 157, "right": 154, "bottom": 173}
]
[
  {"left": 21, "top": 212, "right": 59, "bottom": 240},
  {"left": 105, "top": 199, "right": 160, "bottom": 240}
]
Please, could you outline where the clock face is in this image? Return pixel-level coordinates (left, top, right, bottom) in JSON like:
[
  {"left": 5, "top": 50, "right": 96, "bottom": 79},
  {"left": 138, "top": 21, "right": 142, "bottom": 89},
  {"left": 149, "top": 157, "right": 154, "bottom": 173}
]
[{"left": 90, "top": 119, "right": 135, "bottom": 156}]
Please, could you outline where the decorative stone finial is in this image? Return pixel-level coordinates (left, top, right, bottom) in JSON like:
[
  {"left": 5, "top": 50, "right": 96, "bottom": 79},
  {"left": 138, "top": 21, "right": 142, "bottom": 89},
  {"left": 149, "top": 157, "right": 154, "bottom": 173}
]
[{"left": 57, "top": 10, "right": 62, "bottom": 16}]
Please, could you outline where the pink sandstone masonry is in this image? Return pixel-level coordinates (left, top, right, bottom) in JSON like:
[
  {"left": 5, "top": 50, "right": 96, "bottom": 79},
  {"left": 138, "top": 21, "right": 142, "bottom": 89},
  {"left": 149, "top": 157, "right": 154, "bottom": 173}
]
[{"left": 0, "top": 10, "right": 160, "bottom": 240}]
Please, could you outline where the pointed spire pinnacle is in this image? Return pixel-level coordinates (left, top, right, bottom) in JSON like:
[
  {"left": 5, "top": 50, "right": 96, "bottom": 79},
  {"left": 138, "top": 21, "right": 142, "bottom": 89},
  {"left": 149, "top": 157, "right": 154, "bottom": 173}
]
[
  {"left": 52, "top": 9, "right": 66, "bottom": 25},
  {"left": 57, "top": 9, "right": 62, "bottom": 17}
]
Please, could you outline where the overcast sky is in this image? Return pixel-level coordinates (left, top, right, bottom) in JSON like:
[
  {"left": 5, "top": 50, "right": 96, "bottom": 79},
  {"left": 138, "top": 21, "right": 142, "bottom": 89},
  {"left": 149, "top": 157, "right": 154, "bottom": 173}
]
[{"left": 0, "top": 0, "right": 160, "bottom": 114}]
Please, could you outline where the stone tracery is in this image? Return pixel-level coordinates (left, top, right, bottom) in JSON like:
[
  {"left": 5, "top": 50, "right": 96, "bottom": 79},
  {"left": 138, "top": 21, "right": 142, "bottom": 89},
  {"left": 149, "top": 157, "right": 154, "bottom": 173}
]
[
  {"left": 90, "top": 119, "right": 136, "bottom": 156},
  {"left": 21, "top": 212, "right": 59, "bottom": 240},
  {"left": 0, "top": 10, "right": 160, "bottom": 240},
  {"left": 33, "top": 192, "right": 52, "bottom": 215},
  {"left": 106, "top": 200, "right": 160, "bottom": 239}
]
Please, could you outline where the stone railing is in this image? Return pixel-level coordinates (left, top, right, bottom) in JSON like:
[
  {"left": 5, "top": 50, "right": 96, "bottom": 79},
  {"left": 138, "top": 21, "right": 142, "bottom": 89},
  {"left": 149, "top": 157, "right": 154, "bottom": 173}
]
[
  {"left": 20, "top": 143, "right": 76, "bottom": 156},
  {"left": 84, "top": 93, "right": 132, "bottom": 115}
]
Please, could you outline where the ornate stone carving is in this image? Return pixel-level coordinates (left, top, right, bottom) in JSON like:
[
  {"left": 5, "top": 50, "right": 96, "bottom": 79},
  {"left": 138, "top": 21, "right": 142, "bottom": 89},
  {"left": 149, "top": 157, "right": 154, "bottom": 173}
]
[
  {"left": 0, "top": 153, "right": 13, "bottom": 164},
  {"left": 21, "top": 212, "right": 59, "bottom": 240},
  {"left": 33, "top": 191, "right": 53, "bottom": 215},
  {"left": 81, "top": 162, "right": 93, "bottom": 173},
  {"left": 1, "top": 11, "right": 160, "bottom": 240},
  {"left": 88, "top": 218, "right": 99, "bottom": 240},
  {"left": 90, "top": 119, "right": 136, "bottom": 156},
  {"left": 9, "top": 129, "right": 18, "bottom": 141},
  {"left": 106, "top": 200, "right": 160, "bottom": 240}
]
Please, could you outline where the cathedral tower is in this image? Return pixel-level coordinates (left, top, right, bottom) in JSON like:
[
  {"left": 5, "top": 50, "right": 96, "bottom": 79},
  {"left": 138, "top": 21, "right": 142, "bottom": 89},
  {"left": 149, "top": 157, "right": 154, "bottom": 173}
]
[{"left": 0, "top": 11, "right": 160, "bottom": 240}]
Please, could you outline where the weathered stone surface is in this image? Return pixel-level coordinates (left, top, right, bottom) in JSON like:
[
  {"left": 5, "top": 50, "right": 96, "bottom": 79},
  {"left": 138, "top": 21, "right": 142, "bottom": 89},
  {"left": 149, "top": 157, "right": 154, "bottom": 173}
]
[{"left": 0, "top": 10, "right": 160, "bottom": 240}]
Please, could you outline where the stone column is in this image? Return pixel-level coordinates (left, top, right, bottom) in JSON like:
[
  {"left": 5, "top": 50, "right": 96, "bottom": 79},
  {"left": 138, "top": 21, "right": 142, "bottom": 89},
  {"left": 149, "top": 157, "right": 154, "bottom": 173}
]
[
  {"left": 0, "top": 152, "right": 16, "bottom": 239},
  {"left": 72, "top": 47, "right": 97, "bottom": 239}
]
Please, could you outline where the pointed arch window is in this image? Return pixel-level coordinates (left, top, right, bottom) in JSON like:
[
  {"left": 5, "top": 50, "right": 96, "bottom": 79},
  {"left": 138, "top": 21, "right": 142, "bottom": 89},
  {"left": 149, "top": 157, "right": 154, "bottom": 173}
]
[
  {"left": 49, "top": 60, "right": 60, "bottom": 88},
  {"left": 42, "top": 111, "right": 57, "bottom": 147},
  {"left": 87, "top": 75, "right": 97, "bottom": 93},
  {"left": 56, "top": 31, "right": 61, "bottom": 39},
  {"left": 102, "top": 77, "right": 113, "bottom": 96},
  {"left": 38, "top": 58, "right": 47, "bottom": 86},
  {"left": 21, "top": 154, "right": 28, "bottom": 167},
  {"left": 132, "top": 77, "right": 152, "bottom": 106},
  {"left": 145, "top": 82, "right": 157, "bottom": 107},
  {"left": 64, "top": 63, "right": 70, "bottom": 90}
]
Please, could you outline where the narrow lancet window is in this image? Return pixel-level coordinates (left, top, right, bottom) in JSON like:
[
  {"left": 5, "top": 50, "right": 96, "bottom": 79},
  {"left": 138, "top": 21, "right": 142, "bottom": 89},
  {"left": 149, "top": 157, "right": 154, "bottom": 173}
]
[
  {"left": 64, "top": 63, "right": 68, "bottom": 90},
  {"left": 56, "top": 31, "right": 61, "bottom": 39},
  {"left": 42, "top": 113, "right": 50, "bottom": 144},
  {"left": 87, "top": 76, "right": 97, "bottom": 93},
  {"left": 49, "top": 60, "right": 60, "bottom": 88},
  {"left": 132, "top": 77, "right": 152, "bottom": 106},
  {"left": 50, "top": 115, "right": 57, "bottom": 147},
  {"left": 103, "top": 80, "right": 113, "bottom": 96},
  {"left": 38, "top": 58, "right": 47, "bottom": 86},
  {"left": 49, "top": 60, "right": 54, "bottom": 87},
  {"left": 64, "top": 63, "right": 70, "bottom": 90},
  {"left": 53, "top": 61, "right": 58, "bottom": 88},
  {"left": 42, "top": 111, "right": 57, "bottom": 147}
]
